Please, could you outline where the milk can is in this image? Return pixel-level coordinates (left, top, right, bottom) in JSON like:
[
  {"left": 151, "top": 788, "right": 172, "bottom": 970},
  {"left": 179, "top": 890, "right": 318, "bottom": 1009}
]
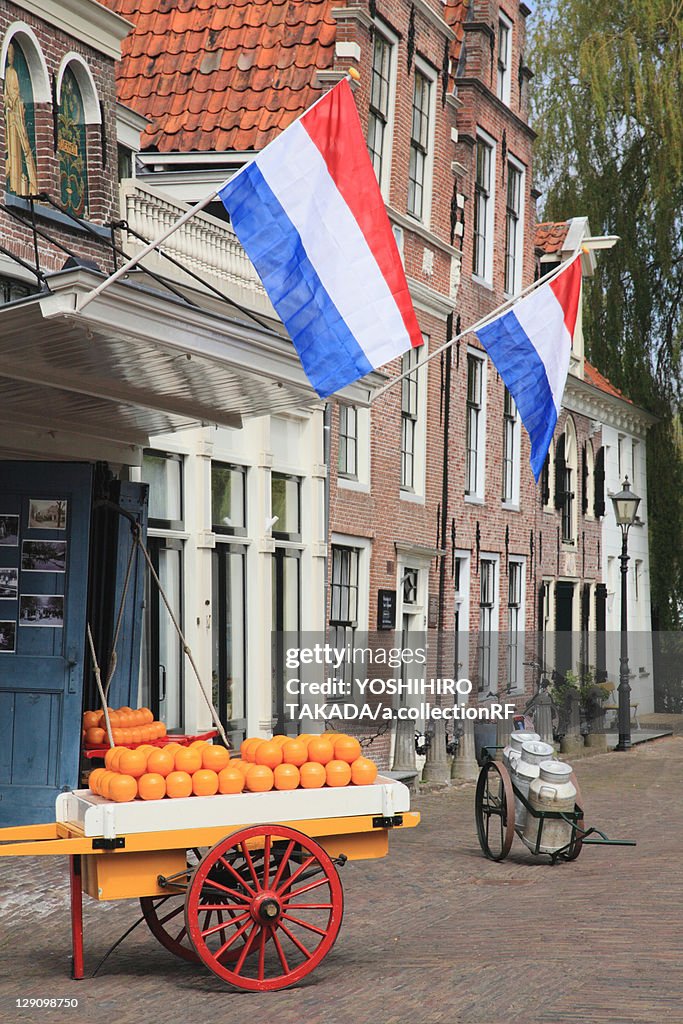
[
  {"left": 509, "top": 757, "right": 538, "bottom": 829},
  {"left": 503, "top": 730, "right": 540, "bottom": 768},
  {"left": 519, "top": 739, "right": 555, "bottom": 766},
  {"left": 521, "top": 760, "right": 576, "bottom": 854}
]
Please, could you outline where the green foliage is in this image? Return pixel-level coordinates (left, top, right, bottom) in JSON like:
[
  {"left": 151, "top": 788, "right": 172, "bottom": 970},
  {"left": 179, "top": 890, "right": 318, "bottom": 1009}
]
[{"left": 529, "top": 0, "right": 683, "bottom": 627}]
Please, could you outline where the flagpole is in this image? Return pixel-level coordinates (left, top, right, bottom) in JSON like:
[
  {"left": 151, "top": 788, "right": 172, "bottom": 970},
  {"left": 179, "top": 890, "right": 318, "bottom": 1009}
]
[{"left": 368, "top": 248, "right": 584, "bottom": 404}]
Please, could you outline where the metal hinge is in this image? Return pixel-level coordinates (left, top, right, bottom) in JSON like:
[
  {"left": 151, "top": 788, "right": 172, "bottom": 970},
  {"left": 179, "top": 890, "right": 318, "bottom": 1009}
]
[
  {"left": 92, "top": 837, "right": 125, "bottom": 850},
  {"left": 372, "top": 815, "right": 403, "bottom": 829}
]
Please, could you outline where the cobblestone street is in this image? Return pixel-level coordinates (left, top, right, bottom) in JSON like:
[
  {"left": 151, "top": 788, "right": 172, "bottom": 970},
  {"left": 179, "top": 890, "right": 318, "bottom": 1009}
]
[{"left": 2, "top": 737, "right": 681, "bottom": 1024}]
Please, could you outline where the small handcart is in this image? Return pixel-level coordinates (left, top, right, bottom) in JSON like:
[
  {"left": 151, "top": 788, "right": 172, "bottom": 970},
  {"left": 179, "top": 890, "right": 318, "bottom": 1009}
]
[
  {"left": 0, "top": 778, "right": 418, "bottom": 991},
  {"left": 474, "top": 749, "right": 635, "bottom": 865}
]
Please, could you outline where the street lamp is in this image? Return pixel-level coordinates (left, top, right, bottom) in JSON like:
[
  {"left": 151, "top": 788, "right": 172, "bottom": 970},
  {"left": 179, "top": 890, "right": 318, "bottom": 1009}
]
[{"left": 610, "top": 477, "right": 641, "bottom": 751}]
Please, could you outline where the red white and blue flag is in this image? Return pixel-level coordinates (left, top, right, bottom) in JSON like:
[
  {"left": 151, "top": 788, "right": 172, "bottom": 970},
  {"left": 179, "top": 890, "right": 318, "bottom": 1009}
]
[
  {"left": 476, "top": 256, "right": 582, "bottom": 481},
  {"left": 218, "top": 80, "right": 423, "bottom": 398}
]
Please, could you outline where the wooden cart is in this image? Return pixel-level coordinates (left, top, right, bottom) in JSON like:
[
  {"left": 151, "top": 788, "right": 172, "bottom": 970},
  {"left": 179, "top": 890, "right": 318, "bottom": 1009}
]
[{"left": 0, "top": 777, "right": 419, "bottom": 991}]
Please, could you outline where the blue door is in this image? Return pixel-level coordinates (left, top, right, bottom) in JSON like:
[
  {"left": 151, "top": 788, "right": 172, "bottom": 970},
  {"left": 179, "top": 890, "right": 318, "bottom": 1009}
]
[{"left": 0, "top": 462, "right": 92, "bottom": 825}]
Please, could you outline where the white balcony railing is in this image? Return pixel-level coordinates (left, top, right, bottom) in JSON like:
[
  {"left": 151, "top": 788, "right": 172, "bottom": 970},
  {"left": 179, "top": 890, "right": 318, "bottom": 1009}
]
[{"left": 119, "top": 178, "right": 268, "bottom": 305}]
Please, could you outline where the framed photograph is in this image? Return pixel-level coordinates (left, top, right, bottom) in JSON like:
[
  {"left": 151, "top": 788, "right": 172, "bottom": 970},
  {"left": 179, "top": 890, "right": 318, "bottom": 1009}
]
[
  {"left": 0, "top": 621, "right": 16, "bottom": 653},
  {"left": 28, "top": 499, "right": 68, "bottom": 531},
  {"left": 0, "top": 514, "right": 19, "bottom": 546},
  {"left": 21, "top": 540, "right": 67, "bottom": 573},
  {"left": 19, "top": 594, "right": 64, "bottom": 628},
  {"left": 0, "top": 568, "right": 18, "bottom": 599}
]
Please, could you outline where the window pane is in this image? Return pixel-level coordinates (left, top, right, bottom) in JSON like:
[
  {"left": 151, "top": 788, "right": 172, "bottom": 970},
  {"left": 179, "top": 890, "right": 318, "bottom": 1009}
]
[
  {"left": 271, "top": 473, "right": 300, "bottom": 534},
  {"left": 212, "top": 547, "right": 246, "bottom": 740},
  {"left": 408, "top": 71, "right": 430, "bottom": 218},
  {"left": 142, "top": 453, "right": 182, "bottom": 522},
  {"left": 211, "top": 464, "right": 246, "bottom": 530},
  {"left": 157, "top": 547, "right": 182, "bottom": 731}
]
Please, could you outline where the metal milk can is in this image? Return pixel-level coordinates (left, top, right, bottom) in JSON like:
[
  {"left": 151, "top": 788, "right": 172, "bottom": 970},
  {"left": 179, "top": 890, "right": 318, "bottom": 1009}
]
[
  {"left": 503, "top": 730, "right": 540, "bottom": 768},
  {"left": 522, "top": 760, "right": 576, "bottom": 854},
  {"left": 509, "top": 757, "right": 538, "bottom": 829},
  {"left": 519, "top": 739, "right": 555, "bottom": 766}
]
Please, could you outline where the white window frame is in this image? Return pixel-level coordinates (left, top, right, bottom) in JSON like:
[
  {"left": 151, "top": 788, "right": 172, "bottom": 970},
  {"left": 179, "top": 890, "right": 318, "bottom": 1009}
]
[
  {"left": 400, "top": 336, "right": 428, "bottom": 502},
  {"left": 337, "top": 403, "right": 370, "bottom": 493},
  {"left": 367, "top": 20, "right": 398, "bottom": 200},
  {"left": 407, "top": 57, "right": 437, "bottom": 227},
  {"left": 465, "top": 348, "right": 487, "bottom": 502},
  {"left": 501, "top": 386, "right": 521, "bottom": 508},
  {"left": 472, "top": 129, "right": 496, "bottom": 286},
  {"left": 496, "top": 11, "right": 513, "bottom": 106},
  {"left": 507, "top": 557, "right": 526, "bottom": 694},
  {"left": 478, "top": 554, "right": 500, "bottom": 696},
  {"left": 504, "top": 154, "right": 525, "bottom": 296},
  {"left": 454, "top": 550, "right": 471, "bottom": 689}
]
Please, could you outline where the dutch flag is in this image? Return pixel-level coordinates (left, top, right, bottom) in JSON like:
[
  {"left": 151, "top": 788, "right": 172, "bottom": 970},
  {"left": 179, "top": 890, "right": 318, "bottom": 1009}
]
[
  {"left": 476, "top": 256, "right": 583, "bottom": 481},
  {"left": 218, "top": 80, "right": 423, "bottom": 398}
]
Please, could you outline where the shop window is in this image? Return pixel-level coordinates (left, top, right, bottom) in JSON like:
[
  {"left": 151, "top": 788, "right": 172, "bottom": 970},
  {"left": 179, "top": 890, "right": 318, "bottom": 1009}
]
[
  {"left": 212, "top": 544, "right": 247, "bottom": 747},
  {"left": 58, "top": 66, "right": 88, "bottom": 217},
  {"left": 142, "top": 451, "right": 182, "bottom": 528},
  {"left": 271, "top": 473, "right": 301, "bottom": 539},
  {"left": 3, "top": 40, "right": 38, "bottom": 196},
  {"left": 329, "top": 545, "right": 360, "bottom": 688},
  {"left": 211, "top": 462, "right": 246, "bottom": 534}
]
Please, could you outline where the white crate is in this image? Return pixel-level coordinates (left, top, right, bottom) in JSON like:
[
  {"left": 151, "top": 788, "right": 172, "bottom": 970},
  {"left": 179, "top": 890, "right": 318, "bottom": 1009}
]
[{"left": 55, "top": 776, "right": 410, "bottom": 839}]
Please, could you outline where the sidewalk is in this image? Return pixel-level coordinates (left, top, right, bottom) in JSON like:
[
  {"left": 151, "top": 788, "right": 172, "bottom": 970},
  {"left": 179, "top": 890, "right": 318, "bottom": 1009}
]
[{"left": 1, "top": 736, "right": 682, "bottom": 1024}]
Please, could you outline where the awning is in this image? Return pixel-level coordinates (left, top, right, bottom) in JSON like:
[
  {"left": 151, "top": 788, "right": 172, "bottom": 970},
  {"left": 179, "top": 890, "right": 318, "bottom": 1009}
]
[{"left": 0, "top": 268, "right": 380, "bottom": 464}]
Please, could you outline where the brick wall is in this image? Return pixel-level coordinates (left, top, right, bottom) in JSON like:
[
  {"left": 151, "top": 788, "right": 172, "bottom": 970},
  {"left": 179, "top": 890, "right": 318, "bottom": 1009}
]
[{"left": 0, "top": 2, "right": 120, "bottom": 277}]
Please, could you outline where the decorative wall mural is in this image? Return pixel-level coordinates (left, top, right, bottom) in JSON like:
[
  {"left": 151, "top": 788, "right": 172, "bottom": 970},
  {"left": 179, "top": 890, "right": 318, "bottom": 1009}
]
[
  {"left": 58, "top": 67, "right": 88, "bottom": 217},
  {"left": 3, "top": 41, "right": 38, "bottom": 196}
]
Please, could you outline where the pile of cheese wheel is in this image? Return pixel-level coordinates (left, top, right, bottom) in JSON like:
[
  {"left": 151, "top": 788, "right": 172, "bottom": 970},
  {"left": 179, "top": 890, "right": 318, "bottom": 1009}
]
[
  {"left": 87, "top": 734, "right": 378, "bottom": 803},
  {"left": 82, "top": 706, "right": 167, "bottom": 748}
]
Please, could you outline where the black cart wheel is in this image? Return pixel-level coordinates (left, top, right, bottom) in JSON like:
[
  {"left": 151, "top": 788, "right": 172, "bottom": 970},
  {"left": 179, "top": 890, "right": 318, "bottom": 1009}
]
[{"left": 475, "top": 760, "right": 515, "bottom": 861}]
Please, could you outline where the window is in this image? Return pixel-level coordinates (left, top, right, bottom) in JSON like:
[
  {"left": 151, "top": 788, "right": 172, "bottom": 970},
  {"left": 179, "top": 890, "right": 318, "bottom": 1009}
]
[
  {"left": 400, "top": 347, "right": 420, "bottom": 490},
  {"left": 466, "top": 352, "right": 485, "bottom": 497},
  {"left": 478, "top": 557, "right": 498, "bottom": 694},
  {"left": 408, "top": 69, "right": 432, "bottom": 220},
  {"left": 473, "top": 134, "right": 495, "bottom": 281},
  {"left": 631, "top": 440, "right": 639, "bottom": 491},
  {"left": 617, "top": 435, "right": 625, "bottom": 478},
  {"left": 211, "top": 462, "right": 246, "bottom": 534},
  {"left": 507, "top": 559, "right": 525, "bottom": 693},
  {"left": 583, "top": 442, "right": 595, "bottom": 518},
  {"left": 210, "top": 462, "right": 247, "bottom": 745},
  {"left": 555, "top": 420, "right": 577, "bottom": 544},
  {"left": 634, "top": 559, "right": 642, "bottom": 602},
  {"left": 271, "top": 473, "right": 301, "bottom": 538},
  {"left": 594, "top": 446, "right": 606, "bottom": 517},
  {"left": 496, "top": 14, "right": 512, "bottom": 105},
  {"left": 454, "top": 552, "right": 471, "bottom": 679},
  {"left": 0, "top": 275, "right": 37, "bottom": 305},
  {"left": 367, "top": 28, "right": 394, "bottom": 192},
  {"left": 338, "top": 405, "right": 358, "bottom": 479},
  {"left": 139, "top": 450, "right": 184, "bottom": 731},
  {"left": 501, "top": 387, "right": 520, "bottom": 504},
  {"left": 504, "top": 159, "right": 524, "bottom": 295},
  {"left": 3, "top": 40, "right": 38, "bottom": 197},
  {"left": 402, "top": 567, "right": 419, "bottom": 606},
  {"left": 58, "top": 66, "right": 88, "bottom": 217},
  {"left": 330, "top": 545, "right": 360, "bottom": 687}
]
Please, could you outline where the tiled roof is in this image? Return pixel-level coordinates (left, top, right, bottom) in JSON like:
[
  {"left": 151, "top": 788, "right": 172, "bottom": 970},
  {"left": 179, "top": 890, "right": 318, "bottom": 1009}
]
[
  {"left": 101, "top": 0, "right": 470, "bottom": 154},
  {"left": 101, "top": 0, "right": 338, "bottom": 152},
  {"left": 583, "top": 360, "right": 632, "bottom": 403},
  {"left": 535, "top": 221, "right": 570, "bottom": 254}
]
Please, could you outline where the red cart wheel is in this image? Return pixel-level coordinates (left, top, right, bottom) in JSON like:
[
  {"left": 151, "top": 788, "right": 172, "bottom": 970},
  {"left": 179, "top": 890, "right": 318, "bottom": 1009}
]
[
  {"left": 561, "top": 774, "right": 585, "bottom": 862},
  {"left": 475, "top": 760, "right": 515, "bottom": 861},
  {"left": 185, "top": 825, "right": 344, "bottom": 991}
]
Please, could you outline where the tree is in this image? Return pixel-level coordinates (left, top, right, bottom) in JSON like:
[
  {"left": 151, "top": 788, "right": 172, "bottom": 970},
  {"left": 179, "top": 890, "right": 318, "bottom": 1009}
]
[{"left": 529, "top": 0, "right": 683, "bottom": 628}]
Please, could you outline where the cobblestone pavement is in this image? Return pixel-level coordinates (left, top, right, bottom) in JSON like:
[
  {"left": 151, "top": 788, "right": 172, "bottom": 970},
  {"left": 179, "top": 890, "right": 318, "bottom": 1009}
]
[{"left": 1, "top": 737, "right": 682, "bottom": 1024}]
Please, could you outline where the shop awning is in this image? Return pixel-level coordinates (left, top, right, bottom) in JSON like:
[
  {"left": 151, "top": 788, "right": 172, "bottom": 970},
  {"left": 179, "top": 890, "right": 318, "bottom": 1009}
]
[{"left": 0, "top": 268, "right": 380, "bottom": 464}]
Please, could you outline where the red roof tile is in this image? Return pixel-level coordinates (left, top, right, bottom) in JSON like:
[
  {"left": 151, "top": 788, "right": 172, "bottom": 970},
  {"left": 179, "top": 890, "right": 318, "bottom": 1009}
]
[
  {"left": 100, "top": 0, "right": 339, "bottom": 152},
  {"left": 583, "top": 360, "right": 632, "bottom": 403},
  {"left": 101, "top": 0, "right": 469, "bottom": 154},
  {"left": 535, "top": 221, "right": 570, "bottom": 254}
]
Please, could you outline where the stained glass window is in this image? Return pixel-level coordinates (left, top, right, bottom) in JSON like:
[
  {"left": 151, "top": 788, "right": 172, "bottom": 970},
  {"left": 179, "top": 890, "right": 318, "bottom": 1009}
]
[
  {"left": 58, "top": 67, "right": 89, "bottom": 217},
  {"left": 3, "top": 41, "right": 38, "bottom": 196}
]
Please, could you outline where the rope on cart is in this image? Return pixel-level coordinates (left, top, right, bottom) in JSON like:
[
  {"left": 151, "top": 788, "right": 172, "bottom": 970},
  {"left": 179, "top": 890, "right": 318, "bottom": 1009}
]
[
  {"left": 86, "top": 624, "right": 115, "bottom": 749},
  {"left": 91, "top": 912, "right": 147, "bottom": 977}
]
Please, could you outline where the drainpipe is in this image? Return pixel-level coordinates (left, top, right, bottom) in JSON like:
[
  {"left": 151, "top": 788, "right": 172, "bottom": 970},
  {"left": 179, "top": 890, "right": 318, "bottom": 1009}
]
[{"left": 422, "top": 314, "right": 453, "bottom": 784}]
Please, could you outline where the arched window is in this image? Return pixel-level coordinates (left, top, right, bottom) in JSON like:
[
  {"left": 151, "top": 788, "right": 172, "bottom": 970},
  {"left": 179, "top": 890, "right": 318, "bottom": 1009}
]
[
  {"left": 58, "top": 66, "right": 88, "bottom": 216},
  {"left": 2, "top": 39, "right": 38, "bottom": 196}
]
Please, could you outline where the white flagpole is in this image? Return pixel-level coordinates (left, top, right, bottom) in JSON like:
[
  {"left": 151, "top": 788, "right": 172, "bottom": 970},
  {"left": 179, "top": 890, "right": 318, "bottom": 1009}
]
[
  {"left": 76, "top": 188, "right": 221, "bottom": 312},
  {"left": 368, "top": 248, "right": 584, "bottom": 404}
]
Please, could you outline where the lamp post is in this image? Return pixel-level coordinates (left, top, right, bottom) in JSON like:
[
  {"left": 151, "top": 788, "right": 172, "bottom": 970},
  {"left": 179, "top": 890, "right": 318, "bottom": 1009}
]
[{"left": 610, "top": 477, "right": 641, "bottom": 751}]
